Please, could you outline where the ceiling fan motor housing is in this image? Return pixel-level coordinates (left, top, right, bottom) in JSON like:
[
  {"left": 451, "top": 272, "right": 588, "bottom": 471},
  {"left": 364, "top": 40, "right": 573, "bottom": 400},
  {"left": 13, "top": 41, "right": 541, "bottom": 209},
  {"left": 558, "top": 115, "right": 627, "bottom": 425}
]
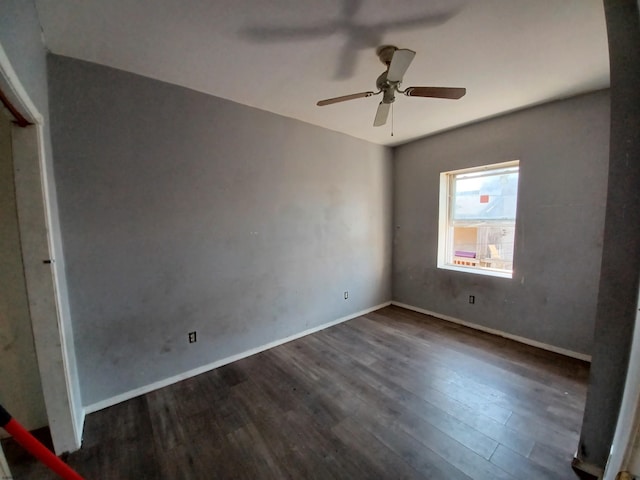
[
  {"left": 376, "top": 45, "right": 398, "bottom": 66},
  {"left": 377, "top": 71, "right": 398, "bottom": 104}
]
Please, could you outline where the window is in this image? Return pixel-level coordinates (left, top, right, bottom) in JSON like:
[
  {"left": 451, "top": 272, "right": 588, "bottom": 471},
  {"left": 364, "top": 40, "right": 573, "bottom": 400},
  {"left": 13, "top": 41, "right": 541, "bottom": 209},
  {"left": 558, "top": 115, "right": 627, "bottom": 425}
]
[{"left": 438, "top": 161, "right": 519, "bottom": 278}]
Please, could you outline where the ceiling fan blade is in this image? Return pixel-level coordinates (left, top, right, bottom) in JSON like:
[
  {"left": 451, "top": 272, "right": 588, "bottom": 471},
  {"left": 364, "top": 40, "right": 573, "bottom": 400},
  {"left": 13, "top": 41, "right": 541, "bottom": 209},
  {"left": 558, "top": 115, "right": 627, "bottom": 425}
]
[
  {"left": 373, "top": 102, "right": 391, "bottom": 126},
  {"left": 387, "top": 49, "right": 416, "bottom": 82},
  {"left": 403, "top": 87, "right": 466, "bottom": 99},
  {"left": 316, "top": 91, "right": 375, "bottom": 106}
]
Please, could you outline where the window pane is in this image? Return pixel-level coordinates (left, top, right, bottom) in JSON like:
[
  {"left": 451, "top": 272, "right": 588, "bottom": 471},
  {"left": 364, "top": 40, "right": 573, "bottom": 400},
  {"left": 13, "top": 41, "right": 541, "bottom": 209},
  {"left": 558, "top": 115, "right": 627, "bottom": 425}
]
[
  {"left": 438, "top": 161, "right": 519, "bottom": 278},
  {"left": 451, "top": 225, "right": 515, "bottom": 272},
  {"left": 452, "top": 169, "right": 519, "bottom": 221}
]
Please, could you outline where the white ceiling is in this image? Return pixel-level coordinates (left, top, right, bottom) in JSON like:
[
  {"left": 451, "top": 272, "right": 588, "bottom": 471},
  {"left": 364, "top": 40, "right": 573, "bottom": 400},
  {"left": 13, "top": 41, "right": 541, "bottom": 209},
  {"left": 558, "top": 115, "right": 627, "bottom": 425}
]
[{"left": 35, "top": 0, "right": 610, "bottom": 146}]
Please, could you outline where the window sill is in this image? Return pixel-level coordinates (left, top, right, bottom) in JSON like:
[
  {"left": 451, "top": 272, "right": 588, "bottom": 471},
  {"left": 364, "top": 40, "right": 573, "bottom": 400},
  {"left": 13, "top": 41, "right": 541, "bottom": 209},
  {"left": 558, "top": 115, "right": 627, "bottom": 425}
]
[{"left": 437, "top": 263, "right": 513, "bottom": 279}]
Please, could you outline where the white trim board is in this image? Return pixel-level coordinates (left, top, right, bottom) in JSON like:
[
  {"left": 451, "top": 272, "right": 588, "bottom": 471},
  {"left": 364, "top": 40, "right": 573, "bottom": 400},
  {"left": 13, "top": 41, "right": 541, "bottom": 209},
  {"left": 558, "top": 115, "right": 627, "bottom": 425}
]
[
  {"left": 391, "top": 301, "right": 592, "bottom": 362},
  {"left": 0, "top": 41, "right": 83, "bottom": 453},
  {"left": 84, "top": 301, "right": 392, "bottom": 415},
  {"left": 0, "top": 43, "right": 42, "bottom": 123}
]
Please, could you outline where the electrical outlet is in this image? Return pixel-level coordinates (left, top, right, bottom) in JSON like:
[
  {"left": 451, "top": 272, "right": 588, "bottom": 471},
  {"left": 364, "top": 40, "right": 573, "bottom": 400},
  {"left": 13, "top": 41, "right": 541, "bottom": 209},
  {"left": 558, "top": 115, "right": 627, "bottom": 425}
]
[
  {"left": 188, "top": 331, "right": 197, "bottom": 343},
  {"left": 469, "top": 295, "right": 475, "bottom": 304},
  {"left": 344, "top": 291, "right": 349, "bottom": 300}
]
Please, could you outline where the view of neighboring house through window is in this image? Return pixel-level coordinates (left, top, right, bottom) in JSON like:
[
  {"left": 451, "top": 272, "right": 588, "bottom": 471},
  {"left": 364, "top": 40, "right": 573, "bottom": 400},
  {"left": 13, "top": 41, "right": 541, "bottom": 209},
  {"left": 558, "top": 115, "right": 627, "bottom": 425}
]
[{"left": 438, "top": 161, "right": 519, "bottom": 278}]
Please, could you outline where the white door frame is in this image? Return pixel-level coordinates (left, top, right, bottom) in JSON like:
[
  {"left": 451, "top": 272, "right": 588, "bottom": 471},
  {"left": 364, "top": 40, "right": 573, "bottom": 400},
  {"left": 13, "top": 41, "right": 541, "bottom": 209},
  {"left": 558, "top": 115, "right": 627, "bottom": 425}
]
[
  {"left": 603, "top": 287, "right": 640, "bottom": 479},
  {"left": 0, "top": 444, "right": 11, "bottom": 480},
  {"left": 0, "top": 43, "right": 82, "bottom": 453}
]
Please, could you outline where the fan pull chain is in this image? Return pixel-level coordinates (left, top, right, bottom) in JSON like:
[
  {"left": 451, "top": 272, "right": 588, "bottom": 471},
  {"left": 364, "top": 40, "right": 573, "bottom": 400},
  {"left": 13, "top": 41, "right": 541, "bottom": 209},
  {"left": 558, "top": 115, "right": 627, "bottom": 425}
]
[{"left": 391, "top": 102, "right": 394, "bottom": 137}]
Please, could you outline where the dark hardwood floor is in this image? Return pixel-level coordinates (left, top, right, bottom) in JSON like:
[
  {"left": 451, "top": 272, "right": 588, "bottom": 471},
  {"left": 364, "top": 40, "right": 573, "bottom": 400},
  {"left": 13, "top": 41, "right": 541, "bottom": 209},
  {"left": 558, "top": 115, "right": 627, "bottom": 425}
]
[{"left": 4, "top": 306, "right": 591, "bottom": 479}]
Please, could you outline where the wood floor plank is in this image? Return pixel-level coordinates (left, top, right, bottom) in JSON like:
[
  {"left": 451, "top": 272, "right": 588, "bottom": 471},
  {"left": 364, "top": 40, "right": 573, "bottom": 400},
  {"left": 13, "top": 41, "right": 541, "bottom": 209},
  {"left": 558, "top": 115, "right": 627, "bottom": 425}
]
[
  {"left": 146, "top": 387, "right": 187, "bottom": 451},
  {"left": 528, "top": 441, "right": 580, "bottom": 479},
  {"left": 229, "top": 376, "right": 378, "bottom": 480},
  {"left": 376, "top": 307, "right": 589, "bottom": 394},
  {"left": 331, "top": 417, "right": 428, "bottom": 480},
  {"left": 337, "top": 416, "right": 474, "bottom": 480},
  {"left": 383, "top": 307, "right": 588, "bottom": 392},
  {"left": 225, "top": 422, "right": 287, "bottom": 480},
  {"left": 490, "top": 444, "right": 576, "bottom": 480},
  {"left": 235, "top": 390, "right": 341, "bottom": 479},
  {"left": 357, "top": 310, "right": 583, "bottom": 457},
  {"left": 153, "top": 444, "right": 204, "bottom": 480},
  {"left": 347, "top": 345, "right": 536, "bottom": 456},
  {"left": 351, "top": 310, "right": 588, "bottom": 438},
  {"left": 298, "top": 334, "right": 503, "bottom": 461},
  {"left": 279, "top": 408, "right": 389, "bottom": 480},
  {"left": 327, "top": 343, "right": 535, "bottom": 456},
  {"left": 506, "top": 411, "right": 580, "bottom": 455},
  {"left": 229, "top": 379, "right": 323, "bottom": 479},
  {"left": 337, "top": 320, "right": 516, "bottom": 423},
  {"left": 279, "top": 333, "right": 512, "bottom": 479},
  {"left": 7, "top": 306, "right": 589, "bottom": 479},
  {"left": 353, "top": 312, "right": 586, "bottom": 419}
]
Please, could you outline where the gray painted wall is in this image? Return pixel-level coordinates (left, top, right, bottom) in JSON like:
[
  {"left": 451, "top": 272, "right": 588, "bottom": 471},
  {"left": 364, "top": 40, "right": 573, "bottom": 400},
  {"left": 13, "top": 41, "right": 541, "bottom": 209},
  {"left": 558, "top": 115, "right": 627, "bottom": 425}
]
[
  {"left": 0, "top": 112, "right": 47, "bottom": 431},
  {"left": 0, "top": 0, "right": 83, "bottom": 452},
  {"left": 578, "top": 0, "right": 640, "bottom": 468},
  {"left": 392, "top": 90, "right": 610, "bottom": 355},
  {"left": 47, "top": 55, "right": 392, "bottom": 407}
]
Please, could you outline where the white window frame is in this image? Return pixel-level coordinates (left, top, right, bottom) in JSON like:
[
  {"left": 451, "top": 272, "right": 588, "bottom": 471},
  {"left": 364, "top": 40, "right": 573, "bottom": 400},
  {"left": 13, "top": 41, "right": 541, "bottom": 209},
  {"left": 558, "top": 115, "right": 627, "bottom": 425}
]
[{"left": 437, "top": 160, "right": 519, "bottom": 279}]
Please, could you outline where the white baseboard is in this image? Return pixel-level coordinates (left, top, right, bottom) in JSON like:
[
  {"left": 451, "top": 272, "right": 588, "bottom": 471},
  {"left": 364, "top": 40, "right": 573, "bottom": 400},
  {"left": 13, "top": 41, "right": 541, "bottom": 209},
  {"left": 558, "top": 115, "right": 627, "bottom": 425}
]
[
  {"left": 84, "top": 301, "right": 392, "bottom": 415},
  {"left": 391, "top": 301, "right": 592, "bottom": 362}
]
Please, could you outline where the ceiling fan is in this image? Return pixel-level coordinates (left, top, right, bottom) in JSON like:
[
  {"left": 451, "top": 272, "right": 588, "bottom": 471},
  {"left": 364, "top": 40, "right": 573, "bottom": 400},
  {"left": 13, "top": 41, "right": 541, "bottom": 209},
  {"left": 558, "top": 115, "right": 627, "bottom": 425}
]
[{"left": 316, "top": 46, "right": 466, "bottom": 127}]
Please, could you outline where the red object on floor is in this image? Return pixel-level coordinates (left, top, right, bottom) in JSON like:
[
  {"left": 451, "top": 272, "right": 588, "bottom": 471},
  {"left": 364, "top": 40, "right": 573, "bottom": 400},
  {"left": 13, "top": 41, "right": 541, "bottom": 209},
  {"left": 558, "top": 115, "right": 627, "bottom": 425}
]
[{"left": 3, "top": 418, "right": 84, "bottom": 480}]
